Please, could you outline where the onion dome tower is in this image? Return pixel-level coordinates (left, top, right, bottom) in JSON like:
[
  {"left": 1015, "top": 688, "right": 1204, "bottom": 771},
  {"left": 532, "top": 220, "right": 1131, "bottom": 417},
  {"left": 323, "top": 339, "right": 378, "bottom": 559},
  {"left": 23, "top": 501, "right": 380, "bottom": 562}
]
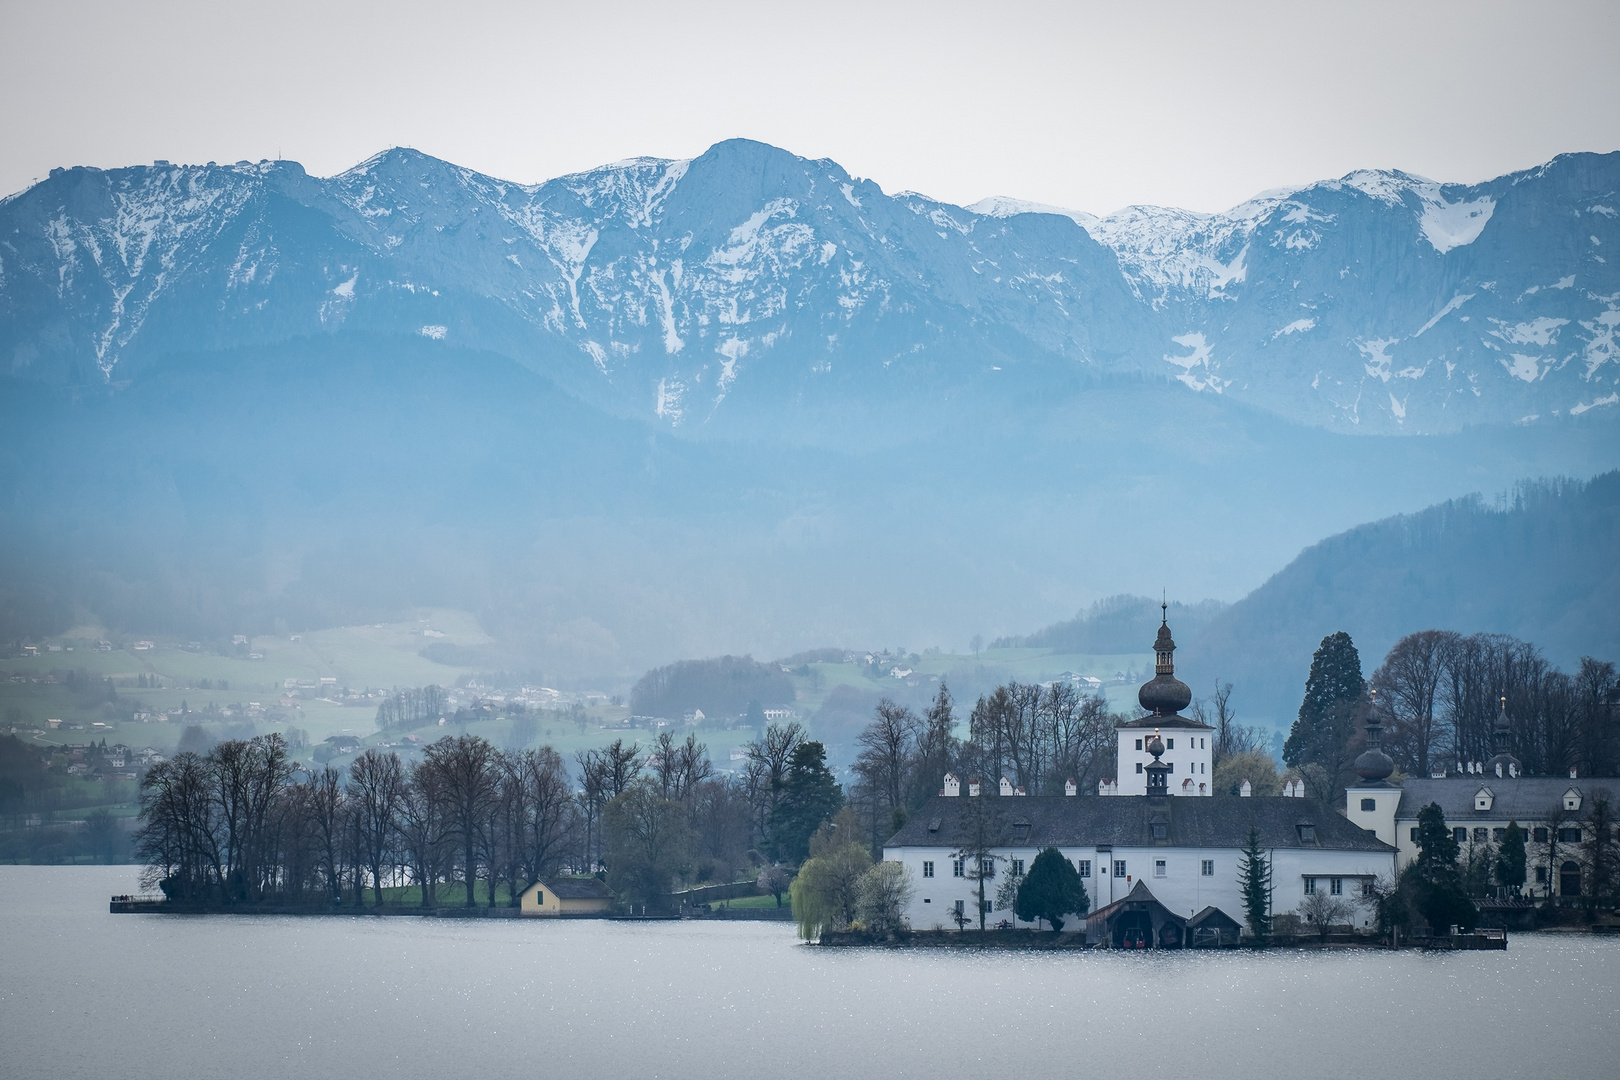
[
  {"left": 1353, "top": 687, "right": 1395, "bottom": 784},
  {"left": 1485, "top": 696, "right": 1523, "bottom": 778},
  {"left": 1137, "top": 602, "right": 1193, "bottom": 717}
]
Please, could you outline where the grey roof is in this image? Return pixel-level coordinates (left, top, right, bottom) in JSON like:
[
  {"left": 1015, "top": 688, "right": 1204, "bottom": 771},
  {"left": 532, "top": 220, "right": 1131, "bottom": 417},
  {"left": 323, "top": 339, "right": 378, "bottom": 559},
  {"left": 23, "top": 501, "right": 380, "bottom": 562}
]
[
  {"left": 886, "top": 794, "right": 1392, "bottom": 852},
  {"left": 541, "top": 877, "right": 612, "bottom": 900},
  {"left": 1393, "top": 776, "right": 1620, "bottom": 821},
  {"left": 1115, "top": 713, "right": 1211, "bottom": 730}
]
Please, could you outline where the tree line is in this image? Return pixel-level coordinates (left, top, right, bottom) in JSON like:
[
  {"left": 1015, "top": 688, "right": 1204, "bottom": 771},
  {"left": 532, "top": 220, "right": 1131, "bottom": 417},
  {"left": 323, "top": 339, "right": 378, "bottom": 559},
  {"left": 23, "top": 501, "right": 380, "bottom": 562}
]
[
  {"left": 133, "top": 720, "right": 854, "bottom": 909},
  {"left": 1284, "top": 629, "right": 1619, "bottom": 796}
]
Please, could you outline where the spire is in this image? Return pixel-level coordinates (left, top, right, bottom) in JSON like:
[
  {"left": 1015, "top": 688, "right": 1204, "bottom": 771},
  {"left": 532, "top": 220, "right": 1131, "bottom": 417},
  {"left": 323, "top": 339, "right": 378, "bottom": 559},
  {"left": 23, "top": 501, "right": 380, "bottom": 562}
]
[
  {"left": 1138, "top": 606, "right": 1192, "bottom": 716},
  {"left": 1486, "top": 694, "right": 1522, "bottom": 778}
]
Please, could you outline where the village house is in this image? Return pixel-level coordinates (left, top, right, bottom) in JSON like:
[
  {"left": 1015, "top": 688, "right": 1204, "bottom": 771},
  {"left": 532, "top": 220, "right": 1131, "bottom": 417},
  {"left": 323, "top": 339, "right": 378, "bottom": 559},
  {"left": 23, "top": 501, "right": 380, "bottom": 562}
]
[
  {"left": 882, "top": 613, "right": 1397, "bottom": 945},
  {"left": 518, "top": 877, "right": 613, "bottom": 916}
]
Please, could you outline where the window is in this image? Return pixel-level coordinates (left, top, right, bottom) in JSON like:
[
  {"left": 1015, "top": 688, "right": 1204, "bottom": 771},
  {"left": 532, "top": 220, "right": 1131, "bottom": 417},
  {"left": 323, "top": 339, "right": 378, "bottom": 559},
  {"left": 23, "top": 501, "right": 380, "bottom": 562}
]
[
  {"left": 1330, "top": 877, "right": 1343, "bottom": 896},
  {"left": 1201, "top": 763, "right": 1206, "bottom": 774},
  {"left": 1078, "top": 860, "right": 1092, "bottom": 878},
  {"left": 1361, "top": 879, "right": 1374, "bottom": 896},
  {"left": 1136, "top": 762, "right": 1144, "bottom": 774},
  {"left": 1304, "top": 877, "right": 1317, "bottom": 895},
  {"left": 1492, "top": 828, "right": 1505, "bottom": 842},
  {"left": 1011, "top": 859, "right": 1025, "bottom": 877},
  {"left": 1559, "top": 827, "right": 1582, "bottom": 844},
  {"left": 923, "top": 898, "right": 931, "bottom": 903},
  {"left": 952, "top": 858, "right": 964, "bottom": 878},
  {"left": 1410, "top": 827, "right": 1420, "bottom": 842},
  {"left": 1361, "top": 798, "right": 1377, "bottom": 812},
  {"left": 1135, "top": 738, "right": 1143, "bottom": 751},
  {"left": 1298, "top": 824, "right": 1316, "bottom": 842},
  {"left": 954, "top": 899, "right": 964, "bottom": 917},
  {"left": 1167, "top": 762, "right": 1174, "bottom": 773},
  {"left": 1473, "top": 827, "right": 1489, "bottom": 843},
  {"left": 982, "top": 899, "right": 993, "bottom": 913},
  {"left": 1114, "top": 860, "right": 1127, "bottom": 878},
  {"left": 1167, "top": 738, "right": 1174, "bottom": 750},
  {"left": 1153, "top": 860, "right": 1167, "bottom": 878},
  {"left": 1201, "top": 859, "right": 1214, "bottom": 877},
  {"left": 979, "top": 858, "right": 995, "bottom": 878},
  {"left": 1453, "top": 827, "right": 1468, "bottom": 844},
  {"left": 1536, "top": 866, "right": 1548, "bottom": 884},
  {"left": 922, "top": 861, "right": 934, "bottom": 878},
  {"left": 1151, "top": 823, "right": 1167, "bottom": 840},
  {"left": 1533, "top": 827, "right": 1549, "bottom": 843}
]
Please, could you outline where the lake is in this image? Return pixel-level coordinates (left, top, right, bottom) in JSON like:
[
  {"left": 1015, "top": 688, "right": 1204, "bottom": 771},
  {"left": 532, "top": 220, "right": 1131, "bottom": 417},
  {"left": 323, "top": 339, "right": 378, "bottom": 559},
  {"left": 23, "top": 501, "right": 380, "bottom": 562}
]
[{"left": 3, "top": 866, "right": 1619, "bottom": 1078}]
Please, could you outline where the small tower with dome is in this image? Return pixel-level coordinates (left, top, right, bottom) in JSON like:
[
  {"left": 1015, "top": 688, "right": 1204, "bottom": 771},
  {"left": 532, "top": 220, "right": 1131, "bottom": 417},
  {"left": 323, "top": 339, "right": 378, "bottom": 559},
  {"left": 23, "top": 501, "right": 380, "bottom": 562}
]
[
  {"left": 1110, "top": 602, "right": 1213, "bottom": 796},
  {"left": 1345, "top": 688, "right": 1400, "bottom": 845}
]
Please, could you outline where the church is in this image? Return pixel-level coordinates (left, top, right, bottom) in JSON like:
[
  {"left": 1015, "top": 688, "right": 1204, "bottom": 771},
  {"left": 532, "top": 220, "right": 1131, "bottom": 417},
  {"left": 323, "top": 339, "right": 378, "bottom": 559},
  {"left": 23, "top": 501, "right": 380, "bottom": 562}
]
[{"left": 882, "top": 612, "right": 1397, "bottom": 945}]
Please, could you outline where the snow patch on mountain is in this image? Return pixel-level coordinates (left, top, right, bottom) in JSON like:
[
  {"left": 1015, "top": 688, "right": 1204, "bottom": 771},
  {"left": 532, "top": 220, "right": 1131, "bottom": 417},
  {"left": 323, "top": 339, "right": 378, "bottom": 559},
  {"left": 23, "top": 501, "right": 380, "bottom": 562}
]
[
  {"left": 1415, "top": 293, "right": 1473, "bottom": 336},
  {"left": 1164, "top": 332, "right": 1227, "bottom": 391}
]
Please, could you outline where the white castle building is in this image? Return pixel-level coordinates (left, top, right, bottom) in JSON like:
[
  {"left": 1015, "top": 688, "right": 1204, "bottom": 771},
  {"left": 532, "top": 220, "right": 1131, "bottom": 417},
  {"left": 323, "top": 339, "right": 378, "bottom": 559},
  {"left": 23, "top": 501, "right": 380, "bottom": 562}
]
[{"left": 882, "top": 613, "right": 1396, "bottom": 945}]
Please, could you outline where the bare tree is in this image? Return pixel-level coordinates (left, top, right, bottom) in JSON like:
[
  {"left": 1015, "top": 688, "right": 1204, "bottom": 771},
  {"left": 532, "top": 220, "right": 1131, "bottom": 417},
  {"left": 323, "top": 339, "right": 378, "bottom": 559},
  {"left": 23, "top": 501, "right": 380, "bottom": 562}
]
[
  {"left": 348, "top": 749, "right": 405, "bottom": 907},
  {"left": 422, "top": 735, "right": 497, "bottom": 907},
  {"left": 1298, "top": 890, "right": 1352, "bottom": 940},
  {"left": 855, "top": 699, "right": 919, "bottom": 841},
  {"left": 747, "top": 720, "right": 805, "bottom": 831},
  {"left": 1372, "top": 630, "right": 1457, "bottom": 776}
]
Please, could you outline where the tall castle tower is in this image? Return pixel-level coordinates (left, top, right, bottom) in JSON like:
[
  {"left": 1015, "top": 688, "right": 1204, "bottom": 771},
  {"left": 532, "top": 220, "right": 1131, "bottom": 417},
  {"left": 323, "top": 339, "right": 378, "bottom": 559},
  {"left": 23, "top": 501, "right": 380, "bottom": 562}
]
[{"left": 1110, "top": 604, "right": 1213, "bottom": 796}]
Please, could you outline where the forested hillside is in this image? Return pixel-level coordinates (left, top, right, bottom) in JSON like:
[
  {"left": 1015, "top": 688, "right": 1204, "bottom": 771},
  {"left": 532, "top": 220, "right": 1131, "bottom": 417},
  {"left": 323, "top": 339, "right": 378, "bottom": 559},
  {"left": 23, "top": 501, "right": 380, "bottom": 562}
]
[
  {"left": 997, "top": 595, "right": 1227, "bottom": 653},
  {"left": 1179, "top": 472, "right": 1620, "bottom": 727}
]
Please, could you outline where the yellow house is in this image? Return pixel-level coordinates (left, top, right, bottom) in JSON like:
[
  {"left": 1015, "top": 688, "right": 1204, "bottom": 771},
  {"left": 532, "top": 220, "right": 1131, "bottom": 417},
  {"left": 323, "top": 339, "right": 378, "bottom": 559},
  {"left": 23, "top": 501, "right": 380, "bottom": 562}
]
[{"left": 519, "top": 877, "right": 613, "bottom": 916}]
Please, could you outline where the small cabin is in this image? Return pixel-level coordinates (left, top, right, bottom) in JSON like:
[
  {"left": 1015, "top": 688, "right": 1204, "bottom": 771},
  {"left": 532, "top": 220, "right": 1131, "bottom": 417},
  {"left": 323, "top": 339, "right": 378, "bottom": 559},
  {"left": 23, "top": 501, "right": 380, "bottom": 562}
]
[{"left": 520, "top": 877, "right": 613, "bottom": 916}]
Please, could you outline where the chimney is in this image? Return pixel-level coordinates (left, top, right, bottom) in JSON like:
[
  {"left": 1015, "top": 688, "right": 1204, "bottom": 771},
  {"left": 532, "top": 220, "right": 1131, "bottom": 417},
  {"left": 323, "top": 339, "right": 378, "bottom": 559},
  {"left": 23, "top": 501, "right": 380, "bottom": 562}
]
[
  {"left": 1064, "top": 778, "right": 1077, "bottom": 797},
  {"left": 1570, "top": 766, "right": 1578, "bottom": 780},
  {"left": 967, "top": 777, "right": 981, "bottom": 797},
  {"left": 1240, "top": 779, "right": 1252, "bottom": 798},
  {"left": 999, "top": 776, "right": 1015, "bottom": 797},
  {"left": 941, "top": 773, "right": 960, "bottom": 797}
]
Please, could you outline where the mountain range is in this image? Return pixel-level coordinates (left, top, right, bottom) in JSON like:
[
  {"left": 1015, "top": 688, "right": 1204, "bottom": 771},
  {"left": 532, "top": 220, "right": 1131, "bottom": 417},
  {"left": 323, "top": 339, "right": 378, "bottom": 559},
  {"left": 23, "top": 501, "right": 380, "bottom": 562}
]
[
  {"left": 1, "top": 140, "right": 1616, "bottom": 698},
  {"left": 4, "top": 140, "right": 1618, "bottom": 436}
]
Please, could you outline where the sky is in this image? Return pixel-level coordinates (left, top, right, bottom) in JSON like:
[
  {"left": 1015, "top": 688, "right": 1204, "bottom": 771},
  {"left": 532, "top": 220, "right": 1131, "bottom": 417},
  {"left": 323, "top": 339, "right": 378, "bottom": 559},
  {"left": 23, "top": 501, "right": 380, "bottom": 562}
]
[{"left": 2, "top": 0, "right": 1618, "bottom": 214}]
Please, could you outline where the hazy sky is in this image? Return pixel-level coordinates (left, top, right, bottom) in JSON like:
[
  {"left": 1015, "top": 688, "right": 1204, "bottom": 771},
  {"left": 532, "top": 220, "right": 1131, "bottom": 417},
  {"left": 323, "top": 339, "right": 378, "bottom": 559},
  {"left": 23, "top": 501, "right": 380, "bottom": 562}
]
[{"left": 3, "top": 0, "right": 1617, "bottom": 214}]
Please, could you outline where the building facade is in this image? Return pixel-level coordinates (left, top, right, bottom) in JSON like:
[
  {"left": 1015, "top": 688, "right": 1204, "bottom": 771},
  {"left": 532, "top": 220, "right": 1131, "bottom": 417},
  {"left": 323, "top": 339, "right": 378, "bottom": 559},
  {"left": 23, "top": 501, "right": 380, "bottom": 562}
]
[{"left": 880, "top": 615, "right": 1396, "bottom": 942}]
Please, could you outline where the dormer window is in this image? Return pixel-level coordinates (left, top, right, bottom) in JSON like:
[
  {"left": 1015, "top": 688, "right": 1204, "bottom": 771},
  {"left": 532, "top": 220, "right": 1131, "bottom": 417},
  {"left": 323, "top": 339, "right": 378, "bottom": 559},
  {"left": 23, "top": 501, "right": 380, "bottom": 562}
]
[
  {"left": 1474, "top": 787, "right": 1494, "bottom": 811},
  {"left": 1297, "top": 823, "right": 1316, "bottom": 842},
  {"left": 1151, "top": 823, "right": 1167, "bottom": 840},
  {"left": 1565, "top": 788, "right": 1582, "bottom": 812}
]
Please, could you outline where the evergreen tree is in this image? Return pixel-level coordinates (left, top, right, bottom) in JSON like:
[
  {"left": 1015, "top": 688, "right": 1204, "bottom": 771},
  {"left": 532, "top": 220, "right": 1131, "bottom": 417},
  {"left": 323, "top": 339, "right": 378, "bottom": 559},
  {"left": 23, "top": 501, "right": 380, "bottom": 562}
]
[
  {"left": 1284, "top": 631, "right": 1365, "bottom": 776},
  {"left": 768, "top": 741, "right": 842, "bottom": 863},
  {"left": 1014, "top": 847, "right": 1089, "bottom": 932},
  {"left": 1411, "top": 802, "right": 1477, "bottom": 931},
  {"left": 1238, "top": 826, "right": 1271, "bottom": 944},
  {"left": 1495, "top": 821, "right": 1527, "bottom": 896}
]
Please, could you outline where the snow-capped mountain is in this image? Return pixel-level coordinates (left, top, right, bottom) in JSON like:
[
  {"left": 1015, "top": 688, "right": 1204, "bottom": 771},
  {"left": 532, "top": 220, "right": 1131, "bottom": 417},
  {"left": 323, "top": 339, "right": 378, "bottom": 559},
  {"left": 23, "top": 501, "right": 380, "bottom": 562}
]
[{"left": 2, "top": 140, "right": 1616, "bottom": 433}]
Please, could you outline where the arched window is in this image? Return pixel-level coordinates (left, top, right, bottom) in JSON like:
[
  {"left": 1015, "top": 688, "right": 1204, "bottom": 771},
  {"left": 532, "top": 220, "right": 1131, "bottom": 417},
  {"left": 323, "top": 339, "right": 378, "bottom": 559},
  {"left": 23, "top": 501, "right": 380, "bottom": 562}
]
[{"left": 1560, "top": 861, "right": 1582, "bottom": 898}]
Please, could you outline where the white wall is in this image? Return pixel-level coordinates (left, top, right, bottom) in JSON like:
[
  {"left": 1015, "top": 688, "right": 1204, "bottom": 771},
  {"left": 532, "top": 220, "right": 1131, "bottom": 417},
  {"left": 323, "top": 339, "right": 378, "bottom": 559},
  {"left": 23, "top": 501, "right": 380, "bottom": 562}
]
[
  {"left": 1113, "top": 728, "right": 1214, "bottom": 796},
  {"left": 886, "top": 842, "right": 1393, "bottom": 931}
]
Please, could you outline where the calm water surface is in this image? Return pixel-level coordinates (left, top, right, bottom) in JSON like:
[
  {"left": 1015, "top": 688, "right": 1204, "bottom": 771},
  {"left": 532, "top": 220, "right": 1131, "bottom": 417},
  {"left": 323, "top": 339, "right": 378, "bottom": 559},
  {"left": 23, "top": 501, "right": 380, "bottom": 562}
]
[{"left": 3, "top": 866, "right": 1619, "bottom": 1079}]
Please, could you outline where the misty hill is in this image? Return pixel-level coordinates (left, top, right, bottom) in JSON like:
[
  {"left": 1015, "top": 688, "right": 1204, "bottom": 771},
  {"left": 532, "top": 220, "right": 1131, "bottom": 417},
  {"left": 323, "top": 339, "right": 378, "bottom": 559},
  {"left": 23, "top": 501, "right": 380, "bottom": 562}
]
[
  {"left": 3, "top": 142, "right": 1618, "bottom": 437},
  {"left": 629, "top": 656, "right": 793, "bottom": 720},
  {"left": 994, "top": 595, "right": 1227, "bottom": 654},
  {"left": 1176, "top": 472, "right": 1620, "bottom": 728}
]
